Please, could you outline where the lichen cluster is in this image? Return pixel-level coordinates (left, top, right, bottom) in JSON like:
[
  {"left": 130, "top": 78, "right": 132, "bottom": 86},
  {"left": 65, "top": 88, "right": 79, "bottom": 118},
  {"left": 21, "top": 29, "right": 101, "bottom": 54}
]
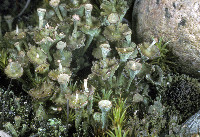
[{"left": 0, "top": 0, "right": 199, "bottom": 136}]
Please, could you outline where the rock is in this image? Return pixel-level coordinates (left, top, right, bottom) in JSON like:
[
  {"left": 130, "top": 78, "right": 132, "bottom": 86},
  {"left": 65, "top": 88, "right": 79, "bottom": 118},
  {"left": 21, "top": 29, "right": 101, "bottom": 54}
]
[
  {"left": 181, "top": 109, "right": 200, "bottom": 135},
  {"left": 0, "top": 130, "right": 11, "bottom": 137},
  {"left": 132, "top": 0, "right": 200, "bottom": 77}
]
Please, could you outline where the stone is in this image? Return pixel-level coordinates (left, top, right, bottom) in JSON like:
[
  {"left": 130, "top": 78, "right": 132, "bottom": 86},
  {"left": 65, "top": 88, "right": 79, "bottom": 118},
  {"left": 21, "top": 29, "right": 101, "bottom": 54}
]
[
  {"left": 132, "top": 0, "right": 200, "bottom": 77},
  {"left": 0, "top": 131, "right": 11, "bottom": 137},
  {"left": 181, "top": 109, "right": 200, "bottom": 135}
]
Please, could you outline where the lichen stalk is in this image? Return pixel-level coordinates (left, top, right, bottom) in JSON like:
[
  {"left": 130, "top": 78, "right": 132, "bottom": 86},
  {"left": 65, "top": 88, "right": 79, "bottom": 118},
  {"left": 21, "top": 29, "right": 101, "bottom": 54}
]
[
  {"left": 4, "top": 122, "right": 18, "bottom": 137},
  {"left": 125, "top": 34, "right": 131, "bottom": 44},
  {"left": 82, "top": 34, "right": 93, "bottom": 55},
  {"left": 39, "top": 37, "right": 54, "bottom": 62},
  {"left": 57, "top": 73, "right": 71, "bottom": 94},
  {"left": 87, "top": 94, "right": 93, "bottom": 115},
  {"left": 98, "top": 100, "right": 112, "bottom": 129},
  {"left": 123, "top": 30, "right": 132, "bottom": 44},
  {"left": 117, "top": 62, "right": 126, "bottom": 87},
  {"left": 126, "top": 70, "right": 136, "bottom": 91},
  {"left": 49, "top": 0, "right": 63, "bottom": 21},
  {"left": 56, "top": 41, "right": 66, "bottom": 53},
  {"left": 69, "top": 93, "right": 88, "bottom": 131},
  {"left": 86, "top": 84, "right": 95, "bottom": 117},
  {"left": 15, "top": 25, "right": 19, "bottom": 35},
  {"left": 72, "top": 14, "right": 80, "bottom": 39},
  {"left": 85, "top": 4, "right": 93, "bottom": 26},
  {"left": 54, "top": 6, "right": 63, "bottom": 21},
  {"left": 4, "top": 15, "right": 14, "bottom": 31},
  {"left": 125, "top": 60, "right": 142, "bottom": 91},
  {"left": 99, "top": 43, "right": 111, "bottom": 67},
  {"left": 75, "top": 107, "right": 83, "bottom": 130},
  {"left": 58, "top": 60, "right": 63, "bottom": 72},
  {"left": 59, "top": 4, "right": 67, "bottom": 18},
  {"left": 14, "top": 42, "right": 21, "bottom": 52},
  {"left": 102, "top": 110, "right": 108, "bottom": 129},
  {"left": 14, "top": 116, "right": 21, "bottom": 129},
  {"left": 37, "top": 8, "right": 46, "bottom": 29},
  {"left": 14, "top": 97, "right": 21, "bottom": 111}
]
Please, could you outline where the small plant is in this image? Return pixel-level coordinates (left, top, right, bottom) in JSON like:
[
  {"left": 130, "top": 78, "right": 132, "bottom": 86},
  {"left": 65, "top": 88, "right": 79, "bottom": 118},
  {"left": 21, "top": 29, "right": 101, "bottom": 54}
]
[
  {"left": 107, "top": 97, "right": 129, "bottom": 137},
  {"left": 95, "top": 89, "right": 113, "bottom": 101},
  {"left": 107, "top": 125, "right": 129, "bottom": 137},
  {"left": 150, "top": 37, "right": 176, "bottom": 72},
  {"left": 0, "top": 48, "right": 8, "bottom": 70}
]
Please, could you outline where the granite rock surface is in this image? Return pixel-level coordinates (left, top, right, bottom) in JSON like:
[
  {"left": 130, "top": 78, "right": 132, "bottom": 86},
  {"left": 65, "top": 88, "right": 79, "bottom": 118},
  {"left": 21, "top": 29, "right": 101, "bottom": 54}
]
[{"left": 132, "top": 0, "right": 200, "bottom": 77}]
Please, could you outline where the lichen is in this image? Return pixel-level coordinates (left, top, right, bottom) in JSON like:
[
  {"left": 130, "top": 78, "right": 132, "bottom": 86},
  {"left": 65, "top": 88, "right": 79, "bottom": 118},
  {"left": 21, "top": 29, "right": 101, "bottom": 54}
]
[{"left": 0, "top": 0, "right": 195, "bottom": 136}]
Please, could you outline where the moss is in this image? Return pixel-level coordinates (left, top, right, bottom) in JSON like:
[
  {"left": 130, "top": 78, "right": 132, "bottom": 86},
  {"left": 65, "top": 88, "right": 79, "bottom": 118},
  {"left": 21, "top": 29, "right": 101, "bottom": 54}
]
[{"left": 165, "top": 74, "right": 200, "bottom": 122}]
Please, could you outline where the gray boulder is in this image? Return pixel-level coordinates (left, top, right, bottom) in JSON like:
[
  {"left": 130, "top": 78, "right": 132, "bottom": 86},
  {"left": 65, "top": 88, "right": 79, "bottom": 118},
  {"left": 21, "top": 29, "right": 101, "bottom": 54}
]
[
  {"left": 132, "top": 0, "right": 200, "bottom": 77},
  {"left": 181, "top": 109, "right": 200, "bottom": 135},
  {"left": 0, "top": 130, "right": 11, "bottom": 137}
]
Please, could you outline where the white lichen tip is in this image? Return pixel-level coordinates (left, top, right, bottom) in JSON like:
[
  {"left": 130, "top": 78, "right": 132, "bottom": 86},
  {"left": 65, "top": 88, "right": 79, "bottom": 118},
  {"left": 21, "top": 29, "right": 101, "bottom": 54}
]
[
  {"left": 8, "top": 58, "right": 12, "bottom": 63},
  {"left": 37, "top": 8, "right": 46, "bottom": 13},
  {"left": 4, "top": 15, "right": 13, "bottom": 21},
  {"left": 57, "top": 73, "right": 71, "bottom": 84},
  {"left": 108, "top": 13, "right": 119, "bottom": 24},
  {"left": 72, "top": 14, "right": 80, "bottom": 21},
  {"left": 14, "top": 42, "right": 20, "bottom": 51},
  {"left": 98, "top": 100, "right": 112, "bottom": 112},
  {"left": 14, "top": 42, "right": 20, "bottom": 47},
  {"left": 36, "top": 53, "right": 39, "bottom": 58},
  {"left": 75, "top": 92, "right": 79, "bottom": 103},
  {"left": 57, "top": 60, "right": 62, "bottom": 72},
  {"left": 100, "top": 43, "right": 110, "bottom": 48},
  {"left": 49, "top": 0, "right": 60, "bottom": 7},
  {"left": 123, "top": 30, "right": 132, "bottom": 36},
  {"left": 37, "top": 8, "right": 46, "bottom": 19},
  {"left": 16, "top": 24, "right": 19, "bottom": 34},
  {"left": 85, "top": 4, "right": 93, "bottom": 11},
  {"left": 126, "top": 60, "right": 142, "bottom": 71},
  {"left": 84, "top": 79, "right": 89, "bottom": 92},
  {"left": 56, "top": 41, "right": 66, "bottom": 50}
]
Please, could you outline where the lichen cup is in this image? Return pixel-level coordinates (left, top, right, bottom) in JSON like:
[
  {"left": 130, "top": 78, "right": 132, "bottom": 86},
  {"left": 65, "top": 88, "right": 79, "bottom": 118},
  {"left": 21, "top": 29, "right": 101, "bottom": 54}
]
[{"left": 98, "top": 100, "right": 112, "bottom": 129}]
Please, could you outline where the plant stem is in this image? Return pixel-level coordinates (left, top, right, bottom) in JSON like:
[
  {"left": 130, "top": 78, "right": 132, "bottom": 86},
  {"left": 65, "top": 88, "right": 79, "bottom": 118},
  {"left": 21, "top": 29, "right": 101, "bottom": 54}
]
[
  {"left": 82, "top": 35, "right": 93, "bottom": 55},
  {"left": 126, "top": 70, "right": 136, "bottom": 91},
  {"left": 54, "top": 6, "right": 63, "bottom": 21}
]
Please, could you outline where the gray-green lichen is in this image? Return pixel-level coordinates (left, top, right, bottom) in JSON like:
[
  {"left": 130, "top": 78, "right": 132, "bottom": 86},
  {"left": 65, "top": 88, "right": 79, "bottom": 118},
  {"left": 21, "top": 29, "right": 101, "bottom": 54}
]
[{"left": 0, "top": 0, "right": 197, "bottom": 136}]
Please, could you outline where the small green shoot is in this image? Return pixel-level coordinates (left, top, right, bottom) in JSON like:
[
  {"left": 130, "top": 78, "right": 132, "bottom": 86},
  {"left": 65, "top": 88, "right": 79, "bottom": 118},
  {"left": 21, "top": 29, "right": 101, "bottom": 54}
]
[
  {"left": 0, "top": 49, "right": 8, "bottom": 70},
  {"left": 107, "top": 97, "right": 129, "bottom": 137},
  {"left": 95, "top": 89, "right": 113, "bottom": 101},
  {"left": 151, "top": 37, "right": 177, "bottom": 72}
]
